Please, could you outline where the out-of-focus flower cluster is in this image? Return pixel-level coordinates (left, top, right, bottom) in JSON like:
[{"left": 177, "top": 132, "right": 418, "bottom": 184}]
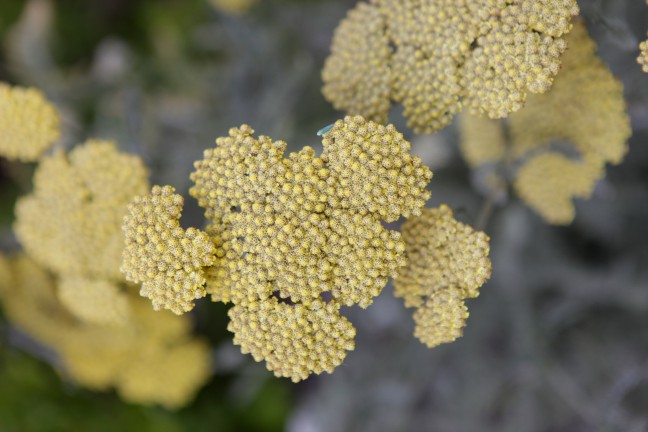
[
  {"left": 15, "top": 141, "right": 149, "bottom": 286},
  {"left": 638, "top": 0, "right": 648, "bottom": 73},
  {"left": 322, "top": 0, "right": 579, "bottom": 133},
  {"left": 0, "top": 255, "right": 211, "bottom": 409},
  {"left": 1, "top": 99, "right": 213, "bottom": 408},
  {"left": 15, "top": 140, "right": 149, "bottom": 325},
  {"left": 459, "top": 22, "right": 630, "bottom": 224},
  {"left": 0, "top": 84, "right": 60, "bottom": 161},
  {"left": 123, "top": 115, "right": 434, "bottom": 381},
  {"left": 638, "top": 41, "right": 648, "bottom": 73},
  {"left": 394, "top": 206, "right": 491, "bottom": 348}
]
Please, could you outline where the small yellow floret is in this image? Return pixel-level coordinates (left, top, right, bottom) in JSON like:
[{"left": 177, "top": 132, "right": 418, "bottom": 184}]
[
  {"left": 413, "top": 286, "right": 469, "bottom": 348},
  {"left": 638, "top": 1, "right": 648, "bottom": 73}
]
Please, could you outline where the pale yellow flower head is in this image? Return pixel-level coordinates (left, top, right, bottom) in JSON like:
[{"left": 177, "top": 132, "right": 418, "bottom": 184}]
[
  {"left": 15, "top": 140, "right": 150, "bottom": 280},
  {"left": 58, "top": 295, "right": 212, "bottom": 407},
  {"left": 0, "top": 255, "right": 75, "bottom": 347},
  {"left": 458, "top": 112, "right": 506, "bottom": 168},
  {"left": 228, "top": 298, "right": 355, "bottom": 383},
  {"left": 323, "top": 0, "right": 579, "bottom": 133},
  {"left": 394, "top": 205, "right": 491, "bottom": 348},
  {"left": 186, "top": 115, "right": 432, "bottom": 381},
  {"left": 322, "top": 2, "right": 392, "bottom": 123},
  {"left": 0, "top": 84, "right": 61, "bottom": 161},
  {"left": 514, "top": 153, "right": 604, "bottom": 224},
  {"left": 508, "top": 22, "right": 629, "bottom": 164},
  {"left": 121, "top": 185, "right": 216, "bottom": 315},
  {"left": 0, "top": 259, "right": 212, "bottom": 408},
  {"left": 116, "top": 338, "right": 212, "bottom": 409},
  {"left": 59, "top": 324, "right": 137, "bottom": 390},
  {"left": 3, "top": 129, "right": 213, "bottom": 407},
  {"left": 57, "top": 276, "right": 131, "bottom": 326}
]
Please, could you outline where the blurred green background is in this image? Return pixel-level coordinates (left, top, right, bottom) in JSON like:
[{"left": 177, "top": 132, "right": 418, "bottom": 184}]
[{"left": 1, "top": 0, "right": 648, "bottom": 431}]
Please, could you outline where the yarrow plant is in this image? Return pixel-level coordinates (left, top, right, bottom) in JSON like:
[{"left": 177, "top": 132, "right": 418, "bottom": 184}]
[
  {"left": 322, "top": 0, "right": 580, "bottom": 133},
  {"left": 0, "top": 1, "right": 643, "bottom": 423},
  {"left": 123, "top": 116, "right": 450, "bottom": 381},
  {"left": 121, "top": 116, "right": 494, "bottom": 382},
  {"left": 0, "top": 75, "right": 492, "bottom": 391},
  {"left": 0, "top": 84, "right": 213, "bottom": 408}
]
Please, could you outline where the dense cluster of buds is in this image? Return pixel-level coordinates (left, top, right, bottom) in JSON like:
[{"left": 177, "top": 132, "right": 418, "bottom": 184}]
[
  {"left": 0, "top": 84, "right": 60, "bottom": 161},
  {"left": 323, "top": 0, "right": 579, "bottom": 133},
  {"left": 459, "top": 22, "right": 630, "bottom": 224},
  {"left": 123, "top": 115, "right": 435, "bottom": 381},
  {"left": 394, "top": 206, "right": 491, "bottom": 348}
]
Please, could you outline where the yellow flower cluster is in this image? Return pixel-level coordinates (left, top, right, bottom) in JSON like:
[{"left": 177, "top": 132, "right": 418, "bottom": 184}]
[
  {"left": 458, "top": 112, "right": 506, "bottom": 168},
  {"left": 14, "top": 140, "right": 149, "bottom": 325},
  {"left": 639, "top": 39, "right": 648, "bottom": 73},
  {"left": 228, "top": 298, "right": 355, "bottom": 382},
  {"left": 115, "top": 338, "right": 212, "bottom": 408},
  {"left": 0, "top": 255, "right": 212, "bottom": 409},
  {"left": 394, "top": 205, "right": 491, "bottom": 348},
  {"left": 58, "top": 276, "right": 131, "bottom": 326},
  {"left": 459, "top": 22, "right": 630, "bottom": 224},
  {"left": 124, "top": 115, "right": 432, "bottom": 381},
  {"left": 0, "top": 255, "right": 73, "bottom": 347},
  {"left": 7, "top": 134, "right": 212, "bottom": 406},
  {"left": 515, "top": 153, "right": 604, "bottom": 224},
  {"left": 638, "top": 1, "right": 648, "bottom": 73},
  {"left": 15, "top": 140, "right": 149, "bottom": 281},
  {"left": 0, "top": 83, "right": 61, "bottom": 161},
  {"left": 121, "top": 185, "right": 216, "bottom": 315},
  {"left": 321, "top": 2, "right": 392, "bottom": 124},
  {"left": 322, "top": 0, "right": 579, "bottom": 133},
  {"left": 190, "top": 116, "right": 431, "bottom": 308},
  {"left": 508, "top": 22, "right": 629, "bottom": 165}
]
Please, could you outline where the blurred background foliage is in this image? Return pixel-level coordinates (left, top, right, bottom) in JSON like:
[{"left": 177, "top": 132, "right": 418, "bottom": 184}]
[{"left": 0, "top": 0, "right": 647, "bottom": 431}]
